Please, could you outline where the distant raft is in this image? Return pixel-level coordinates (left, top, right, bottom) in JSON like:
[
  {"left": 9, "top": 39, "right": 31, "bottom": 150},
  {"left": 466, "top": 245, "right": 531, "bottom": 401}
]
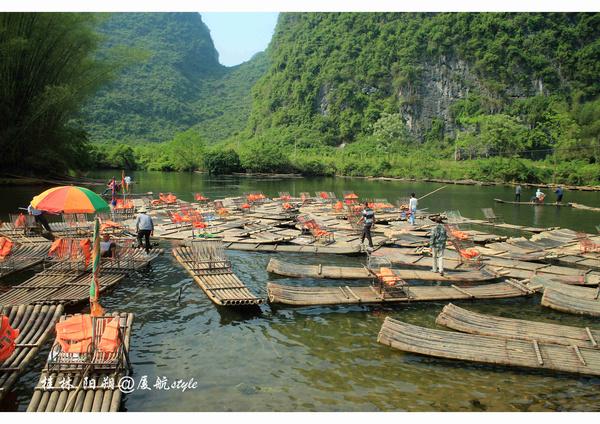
[
  {"left": 266, "top": 279, "right": 534, "bottom": 307},
  {"left": 494, "top": 198, "right": 572, "bottom": 207},
  {"left": 377, "top": 317, "right": 600, "bottom": 377},
  {"left": 266, "top": 258, "right": 500, "bottom": 283},
  {"left": 0, "top": 304, "right": 64, "bottom": 402},
  {"left": 436, "top": 303, "right": 599, "bottom": 348}
]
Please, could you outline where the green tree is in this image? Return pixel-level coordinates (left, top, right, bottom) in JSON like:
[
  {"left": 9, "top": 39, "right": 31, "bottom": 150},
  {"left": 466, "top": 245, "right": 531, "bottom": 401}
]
[
  {"left": 204, "top": 149, "right": 242, "bottom": 174},
  {"left": 0, "top": 13, "right": 114, "bottom": 173},
  {"left": 168, "top": 129, "right": 205, "bottom": 171}
]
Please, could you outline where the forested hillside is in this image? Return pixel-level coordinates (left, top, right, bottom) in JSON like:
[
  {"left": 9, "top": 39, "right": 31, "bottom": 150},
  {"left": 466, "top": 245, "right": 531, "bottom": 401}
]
[
  {"left": 82, "top": 13, "right": 267, "bottom": 144},
  {"left": 227, "top": 12, "right": 599, "bottom": 183}
]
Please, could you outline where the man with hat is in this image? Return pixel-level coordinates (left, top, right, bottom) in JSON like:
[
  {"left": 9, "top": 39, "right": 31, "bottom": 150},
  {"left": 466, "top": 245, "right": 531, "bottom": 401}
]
[
  {"left": 429, "top": 216, "right": 448, "bottom": 275},
  {"left": 135, "top": 207, "right": 154, "bottom": 253}
]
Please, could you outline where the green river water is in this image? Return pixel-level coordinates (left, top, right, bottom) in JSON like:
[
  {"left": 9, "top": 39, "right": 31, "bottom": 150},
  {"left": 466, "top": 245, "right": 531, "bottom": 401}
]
[{"left": 1, "top": 171, "right": 599, "bottom": 412}]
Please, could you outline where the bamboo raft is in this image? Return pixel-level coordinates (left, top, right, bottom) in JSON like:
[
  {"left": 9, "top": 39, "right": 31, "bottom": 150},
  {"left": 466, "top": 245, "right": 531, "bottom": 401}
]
[
  {"left": 568, "top": 202, "right": 600, "bottom": 212},
  {"left": 0, "top": 270, "right": 125, "bottom": 306},
  {"left": 537, "top": 279, "right": 600, "bottom": 317},
  {"left": 0, "top": 304, "right": 64, "bottom": 401},
  {"left": 266, "top": 279, "right": 534, "bottom": 307},
  {"left": 436, "top": 303, "right": 600, "bottom": 348},
  {"left": 0, "top": 242, "right": 51, "bottom": 279},
  {"left": 0, "top": 248, "right": 161, "bottom": 306},
  {"left": 266, "top": 258, "right": 501, "bottom": 283},
  {"left": 173, "top": 242, "right": 263, "bottom": 306},
  {"left": 378, "top": 317, "right": 600, "bottom": 377},
  {"left": 374, "top": 248, "right": 600, "bottom": 285},
  {"left": 223, "top": 241, "right": 363, "bottom": 254},
  {"left": 494, "top": 198, "right": 571, "bottom": 207},
  {"left": 26, "top": 312, "right": 134, "bottom": 412}
]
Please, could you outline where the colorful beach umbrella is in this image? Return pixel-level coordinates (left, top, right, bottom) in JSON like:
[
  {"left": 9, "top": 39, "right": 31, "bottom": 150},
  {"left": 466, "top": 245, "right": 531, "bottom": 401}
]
[
  {"left": 89, "top": 217, "right": 104, "bottom": 317},
  {"left": 30, "top": 186, "right": 109, "bottom": 214}
]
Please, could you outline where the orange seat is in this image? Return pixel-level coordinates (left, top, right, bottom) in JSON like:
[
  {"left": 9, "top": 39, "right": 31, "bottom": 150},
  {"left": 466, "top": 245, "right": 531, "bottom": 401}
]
[{"left": 55, "top": 315, "right": 93, "bottom": 354}]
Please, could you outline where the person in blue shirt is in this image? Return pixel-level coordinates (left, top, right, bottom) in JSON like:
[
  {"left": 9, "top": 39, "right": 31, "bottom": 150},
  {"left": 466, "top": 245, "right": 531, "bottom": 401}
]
[
  {"left": 358, "top": 201, "right": 375, "bottom": 249},
  {"left": 555, "top": 187, "right": 564, "bottom": 203}
]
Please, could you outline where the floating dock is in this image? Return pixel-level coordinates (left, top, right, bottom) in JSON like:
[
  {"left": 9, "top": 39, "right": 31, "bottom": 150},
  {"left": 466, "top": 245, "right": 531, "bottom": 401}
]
[
  {"left": 0, "top": 304, "right": 64, "bottom": 402},
  {"left": 378, "top": 317, "right": 600, "bottom": 377}
]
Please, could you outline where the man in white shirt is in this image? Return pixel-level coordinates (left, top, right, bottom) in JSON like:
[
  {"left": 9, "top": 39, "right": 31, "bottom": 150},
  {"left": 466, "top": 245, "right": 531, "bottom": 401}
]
[
  {"left": 408, "top": 193, "right": 418, "bottom": 225},
  {"left": 27, "top": 204, "right": 52, "bottom": 233},
  {"left": 100, "top": 234, "right": 116, "bottom": 259},
  {"left": 136, "top": 208, "right": 154, "bottom": 253}
]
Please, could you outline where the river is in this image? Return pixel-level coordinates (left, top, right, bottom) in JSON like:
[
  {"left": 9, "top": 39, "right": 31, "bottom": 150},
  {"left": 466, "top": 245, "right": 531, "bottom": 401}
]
[{"left": 1, "top": 171, "right": 599, "bottom": 412}]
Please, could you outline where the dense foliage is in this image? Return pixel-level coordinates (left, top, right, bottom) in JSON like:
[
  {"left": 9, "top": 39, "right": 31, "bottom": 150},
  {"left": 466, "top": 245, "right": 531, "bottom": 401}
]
[
  {"left": 0, "top": 13, "right": 114, "bottom": 173},
  {"left": 81, "top": 13, "right": 268, "bottom": 144}
]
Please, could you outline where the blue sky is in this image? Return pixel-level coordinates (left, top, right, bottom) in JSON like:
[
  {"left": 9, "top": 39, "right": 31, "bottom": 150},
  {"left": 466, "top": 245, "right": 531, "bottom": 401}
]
[{"left": 201, "top": 12, "right": 279, "bottom": 67}]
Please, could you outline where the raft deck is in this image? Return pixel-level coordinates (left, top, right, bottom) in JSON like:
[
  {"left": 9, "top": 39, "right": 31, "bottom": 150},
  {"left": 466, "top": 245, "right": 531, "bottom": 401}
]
[
  {"left": 378, "top": 317, "right": 600, "bottom": 377},
  {"left": 267, "top": 279, "right": 534, "bottom": 307},
  {"left": 26, "top": 312, "right": 134, "bottom": 412},
  {"left": 0, "top": 242, "right": 51, "bottom": 279},
  {"left": 0, "top": 304, "right": 64, "bottom": 402}
]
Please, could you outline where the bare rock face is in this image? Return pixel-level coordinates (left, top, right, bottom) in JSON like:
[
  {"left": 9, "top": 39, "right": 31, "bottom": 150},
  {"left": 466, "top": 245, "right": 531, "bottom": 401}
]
[{"left": 398, "top": 56, "right": 477, "bottom": 139}]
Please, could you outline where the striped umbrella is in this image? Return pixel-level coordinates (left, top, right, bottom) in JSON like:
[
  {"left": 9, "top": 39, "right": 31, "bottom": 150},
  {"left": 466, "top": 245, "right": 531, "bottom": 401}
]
[
  {"left": 89, "top": 217, "right": 104, "bottom": 317},
  {"left": 31, "top": 186, "right": 109, "bottom": 214}
]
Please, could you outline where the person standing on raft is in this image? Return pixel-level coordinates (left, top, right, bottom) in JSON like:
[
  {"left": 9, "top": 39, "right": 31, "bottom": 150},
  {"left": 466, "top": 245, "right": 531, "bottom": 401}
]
[
  {"left": 515, "top": 185, "right": 521, "bottom": 202},
  {"left": 135, "top": 207, "right": 154, "bottom": 253},
  {"left": 358, "top": 201, "right": 375, "bottom": 250},
  {"left": 429, "top": 216, "right": 447, "bottom": 276},
  {"left": 408, "top": 193, "right": 418, "bottom": 225},
  {"left": 27, "top": 204, "right": 52, "bottom": 234},
  {"left": 555, "top": 187, "right": 564, "bottom": 203}
]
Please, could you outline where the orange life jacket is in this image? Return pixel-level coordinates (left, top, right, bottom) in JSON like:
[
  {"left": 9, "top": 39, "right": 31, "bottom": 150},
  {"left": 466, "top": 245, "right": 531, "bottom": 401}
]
[
  {"left": 460, "top": 248, "right": 480, "bottom": 259},
  {"left": 376, "top": 267, "right": 402, "bottom": 287},
  {"left": 0, "top": 237, "right": 14, "bottom": 259},
  {"left": 0, "top": 315, "right": 20, "bottom": 361},
  {"left": 97, "top": 318, "right": 120, "bottom": 353},
  {"left": 55, "top": 314, "right": 93, "bottom": 354},
  {"left": 79, "top": 239, "right": 91, "bottom": 267},
  {"left": 14, "top": 214, "right": 27, "bottom": 228}
]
